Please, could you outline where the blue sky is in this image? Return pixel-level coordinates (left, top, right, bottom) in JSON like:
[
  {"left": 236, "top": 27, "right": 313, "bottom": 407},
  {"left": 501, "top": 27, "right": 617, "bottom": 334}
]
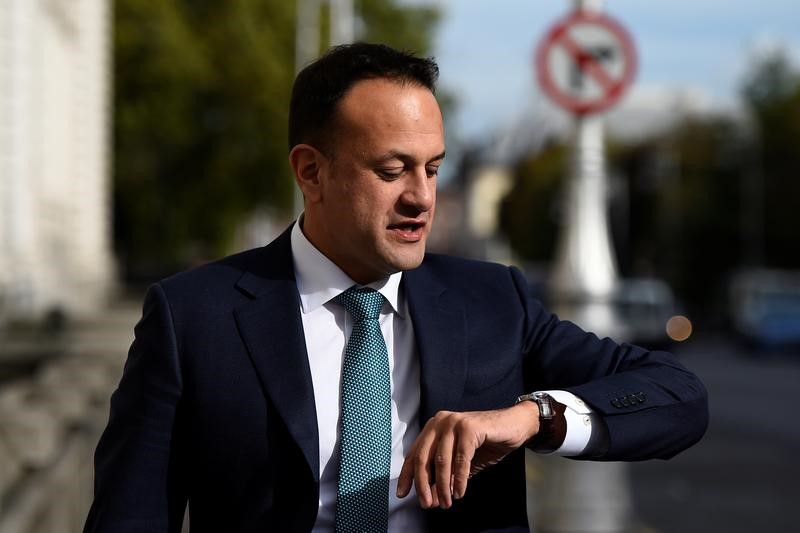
[{"left": 423, "top": 0, "right": 800, "bottom": 139}]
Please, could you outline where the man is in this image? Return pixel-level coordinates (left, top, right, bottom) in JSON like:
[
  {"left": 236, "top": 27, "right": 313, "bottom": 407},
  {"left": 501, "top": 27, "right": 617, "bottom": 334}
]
[{"left": 85, "top": 43, "right": 708, "bottom": 532}]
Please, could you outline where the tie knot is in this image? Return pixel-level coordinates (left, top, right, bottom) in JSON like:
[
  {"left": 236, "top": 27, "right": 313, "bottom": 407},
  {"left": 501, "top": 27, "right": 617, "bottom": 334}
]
[{"left": 335, "top": 287, "right": 385, "bottom": 322}]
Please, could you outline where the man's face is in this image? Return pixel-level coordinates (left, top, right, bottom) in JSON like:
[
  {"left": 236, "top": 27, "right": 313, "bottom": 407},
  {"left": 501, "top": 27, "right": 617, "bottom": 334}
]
[{"left": 304, "top": 78, "right": 445, "bottom": 284}]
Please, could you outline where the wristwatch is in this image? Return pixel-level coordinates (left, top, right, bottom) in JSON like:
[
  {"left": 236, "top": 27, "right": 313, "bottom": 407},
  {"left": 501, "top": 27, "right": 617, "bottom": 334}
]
[
  {"left": 517, "top": 391, "right": 554, "bottom": 419},
  {"left": 515, "top": 391, "right": 567, "bottom": 453}
]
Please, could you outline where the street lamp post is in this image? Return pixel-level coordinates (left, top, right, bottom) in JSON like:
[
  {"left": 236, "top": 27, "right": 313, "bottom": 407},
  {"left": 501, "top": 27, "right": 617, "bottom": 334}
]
[{"left": 293, "top": 0, "right": 355, "bottom": 216}]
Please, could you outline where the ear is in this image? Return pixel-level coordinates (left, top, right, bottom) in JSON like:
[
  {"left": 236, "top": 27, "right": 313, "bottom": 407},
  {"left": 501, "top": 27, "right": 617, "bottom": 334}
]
[{"left": 289, "top": 144, "right": 328, "bottom": 204}]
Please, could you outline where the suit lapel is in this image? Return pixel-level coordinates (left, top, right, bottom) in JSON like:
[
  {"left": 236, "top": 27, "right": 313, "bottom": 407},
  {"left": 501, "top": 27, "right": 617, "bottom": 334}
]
[
  {"left": 405, "top": 263, "right": 468, "bottom": 420},
  {"left": 232, "top": 229, "right": 320, "bottom": 482},
  {"left": 230, "top": 234, "right": 470, "bottom": 479}
]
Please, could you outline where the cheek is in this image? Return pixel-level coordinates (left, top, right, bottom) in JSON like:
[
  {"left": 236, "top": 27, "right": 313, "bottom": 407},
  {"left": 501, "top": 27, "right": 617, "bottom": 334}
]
[
  {"left": 350, "top": 185, "right": 394, "bottom": 220},
  {"left": 340, "top": 190, "right": 375, "bottom": 230}
]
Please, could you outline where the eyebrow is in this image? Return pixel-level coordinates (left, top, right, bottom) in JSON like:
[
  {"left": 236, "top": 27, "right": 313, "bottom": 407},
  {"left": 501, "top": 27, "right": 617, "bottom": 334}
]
[{"left": 374, "top": 150, "right": 446, "bottom": 164}]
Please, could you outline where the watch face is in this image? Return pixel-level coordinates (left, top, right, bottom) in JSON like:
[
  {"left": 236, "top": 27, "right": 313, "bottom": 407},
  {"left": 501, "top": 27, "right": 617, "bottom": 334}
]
[{"left": 534, "top": 392, "right": 554, "bottom": 419}]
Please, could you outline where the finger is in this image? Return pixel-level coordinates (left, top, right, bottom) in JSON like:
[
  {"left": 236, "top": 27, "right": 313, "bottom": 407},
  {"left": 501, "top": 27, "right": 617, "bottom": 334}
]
[
  {"left": 434, "top": 430, "right": 456, "bottom": 508},
  {"left": 411, "top": 429, "right": 438, "bottom": 508},
  {"left": 413, "top": 445, "right": 435, "bottom": 508},
  {"left": 429, "top": 485, "right": 440, "bottom": 509},
  {"left": 397, "top": 451, "right": 415, "bottom": 498},
  {"left": 452, "top": 433, "right": 476, "bottom": 500}
]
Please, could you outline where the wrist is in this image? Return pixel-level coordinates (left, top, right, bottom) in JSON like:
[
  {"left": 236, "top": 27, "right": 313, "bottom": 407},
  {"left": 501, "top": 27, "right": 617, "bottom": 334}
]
[
  {"left": 511, "top": 397, "right": 540, "bottom": 444},
  {"left": 516, "top": 392, "right": 567, "bottom": 454}
]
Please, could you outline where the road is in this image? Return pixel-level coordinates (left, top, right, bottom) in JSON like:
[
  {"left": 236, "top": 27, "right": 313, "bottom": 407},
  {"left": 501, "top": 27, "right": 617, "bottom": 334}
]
[{"left": 629, "top": 335, "right": 800, "bottom": 533}]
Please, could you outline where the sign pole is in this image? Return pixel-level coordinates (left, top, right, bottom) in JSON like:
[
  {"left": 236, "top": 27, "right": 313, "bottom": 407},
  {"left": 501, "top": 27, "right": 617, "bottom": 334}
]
[
  {"left": 549, "top": 0, "right": 624, "bottom": 337},
  {"left": 532, "top": 2, "right": 634, "bottom": 532}
]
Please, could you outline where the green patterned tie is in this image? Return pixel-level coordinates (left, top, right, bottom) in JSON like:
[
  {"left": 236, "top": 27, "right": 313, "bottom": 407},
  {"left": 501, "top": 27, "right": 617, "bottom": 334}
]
[{"left": 334, "top": 287, "right": 392, "bottom": 533}]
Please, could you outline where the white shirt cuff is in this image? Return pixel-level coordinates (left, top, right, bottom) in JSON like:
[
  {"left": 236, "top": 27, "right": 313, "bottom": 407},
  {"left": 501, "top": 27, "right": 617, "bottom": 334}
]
[{"left": 538, "top": 389, "right": 597, "bottom": 457}]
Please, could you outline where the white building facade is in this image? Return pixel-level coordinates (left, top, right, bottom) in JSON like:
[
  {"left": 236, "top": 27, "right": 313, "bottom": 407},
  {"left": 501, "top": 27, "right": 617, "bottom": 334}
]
[{"left": 0, "top": 0, "right": 114, "bottom": 321}]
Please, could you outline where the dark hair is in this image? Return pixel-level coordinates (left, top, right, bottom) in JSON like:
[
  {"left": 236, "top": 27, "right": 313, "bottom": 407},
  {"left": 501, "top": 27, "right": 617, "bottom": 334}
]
[{"left": 288, "top": 42, "right": 439, "bottom": 151}]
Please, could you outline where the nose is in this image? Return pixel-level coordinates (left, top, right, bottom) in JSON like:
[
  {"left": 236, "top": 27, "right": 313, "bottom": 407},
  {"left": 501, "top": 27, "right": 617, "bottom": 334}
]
[{"left": 400, "top": 168, "right": 435, "bottom": 213}]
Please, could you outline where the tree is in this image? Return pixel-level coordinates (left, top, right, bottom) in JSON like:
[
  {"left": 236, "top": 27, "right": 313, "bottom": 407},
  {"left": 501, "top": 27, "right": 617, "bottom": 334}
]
[
  {"left": 498, "top": 140, "right": 568, "bottom": 264},
  {"left": 634, "top": 117, "right": 744, "bottom": 307},
  {"left": 113, "top": 0, "right": 440, "bottom": 277},
  {"left": 741, "top": 50, "right": 800, "bottom": 268}
]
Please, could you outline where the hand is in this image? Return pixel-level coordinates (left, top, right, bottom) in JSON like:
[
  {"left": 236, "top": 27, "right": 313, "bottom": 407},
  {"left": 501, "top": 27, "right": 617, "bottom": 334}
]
[{"left": 396, "top": 401, "right": 539, "bottom": 509}]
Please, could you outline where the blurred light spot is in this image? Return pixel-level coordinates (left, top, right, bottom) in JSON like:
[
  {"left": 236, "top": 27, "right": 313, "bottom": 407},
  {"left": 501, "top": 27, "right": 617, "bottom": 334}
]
[{"left": 666, "top": 315, "right": 692, "bottom": 342}]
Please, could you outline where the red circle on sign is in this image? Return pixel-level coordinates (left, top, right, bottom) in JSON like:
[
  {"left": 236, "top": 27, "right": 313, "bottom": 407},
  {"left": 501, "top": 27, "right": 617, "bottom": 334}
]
[{"left": 535, "top": 10, "right": 637, "bottom": 115}]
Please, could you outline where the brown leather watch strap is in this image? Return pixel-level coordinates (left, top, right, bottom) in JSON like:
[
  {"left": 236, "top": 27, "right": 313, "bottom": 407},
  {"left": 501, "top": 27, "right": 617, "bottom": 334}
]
[{"left": 527, "top": 396, "right": 568, "bottom": 454}]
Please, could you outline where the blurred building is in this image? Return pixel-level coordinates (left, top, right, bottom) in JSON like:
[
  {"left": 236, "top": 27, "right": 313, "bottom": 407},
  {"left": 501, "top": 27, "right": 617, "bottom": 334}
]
[{"left": 0, "top": 0, "right": 113, "bottom": 323}]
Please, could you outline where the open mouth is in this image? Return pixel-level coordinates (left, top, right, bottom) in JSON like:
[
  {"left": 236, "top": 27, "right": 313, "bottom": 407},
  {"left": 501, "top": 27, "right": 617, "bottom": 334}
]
[
  {"left": 387, "top": 221, "right": 426, "bottom": 241},
  {"left": 389, "top": 222, "right": 424, "bottom": 232}
]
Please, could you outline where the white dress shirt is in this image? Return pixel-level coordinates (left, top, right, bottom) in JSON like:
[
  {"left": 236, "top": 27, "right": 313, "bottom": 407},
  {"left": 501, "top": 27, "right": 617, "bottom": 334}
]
[
  {"left": 292, "top": 221, "right": 426, "bottom": 531},
  {"left": 290, "top": 220, "right": 599, "bottom": 532}
]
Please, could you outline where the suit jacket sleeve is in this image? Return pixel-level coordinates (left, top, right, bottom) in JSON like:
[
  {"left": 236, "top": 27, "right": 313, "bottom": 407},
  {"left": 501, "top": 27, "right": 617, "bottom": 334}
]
[
  {"left": 510, "top": 267, "right": 709, "bottom": 461},
  {"left": 84, "top": 283, "right": 187, "bottom": 533}
]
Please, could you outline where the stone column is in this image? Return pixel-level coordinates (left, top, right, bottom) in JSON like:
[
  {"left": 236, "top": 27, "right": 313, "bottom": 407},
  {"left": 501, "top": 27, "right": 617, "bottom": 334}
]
[{"left": 0, "top": 0, "right": 114, "bottom": 322}]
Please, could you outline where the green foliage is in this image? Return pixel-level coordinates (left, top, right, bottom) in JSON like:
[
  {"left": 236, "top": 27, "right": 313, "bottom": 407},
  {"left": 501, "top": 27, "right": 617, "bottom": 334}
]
[
  {"left": 614, "top": 117, "right": 744, "bottom": 305},
  {"left": 498, "top": 142, "right": 568, "bottom": 262},
  {"left": 113, "top": 0, "right": 440, "bottom": 277},
  {"left": 742, "top": 50, "right": 800, "bottom": 268},
  {"left": 356, "top": 0, "right": 439, "bottom": 54},
  {"left": 742, "top": 51, "right": 799, "bottom": 110}
]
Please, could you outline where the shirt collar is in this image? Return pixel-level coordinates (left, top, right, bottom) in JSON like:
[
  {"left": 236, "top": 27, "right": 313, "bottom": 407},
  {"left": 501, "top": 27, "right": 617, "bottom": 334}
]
[{"left": 290, "top": 216, "right": 404, "bottom": 317}]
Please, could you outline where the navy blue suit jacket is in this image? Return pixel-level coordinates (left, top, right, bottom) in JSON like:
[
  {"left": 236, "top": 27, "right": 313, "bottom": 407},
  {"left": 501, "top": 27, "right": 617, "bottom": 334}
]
[{"left": 85, "top": 227, "right": 708, "bottom": 532}]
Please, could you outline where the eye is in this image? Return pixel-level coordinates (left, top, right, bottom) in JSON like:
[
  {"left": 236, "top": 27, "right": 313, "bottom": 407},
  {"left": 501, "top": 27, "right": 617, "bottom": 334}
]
[
  {"left": 377, "top": 168, "right": 404, "bottom": 180},
  {"left": 426, "top": 166, "right": 440, "bottom": 178}
]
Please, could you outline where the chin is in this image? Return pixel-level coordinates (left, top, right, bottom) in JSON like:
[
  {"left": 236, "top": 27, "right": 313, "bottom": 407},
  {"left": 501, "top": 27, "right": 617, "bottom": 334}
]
[
  {"left": 376, "top": 241, "right": 427, "bottom": 274},
  {"left": 390, "top": 252, "right": 426, "bottom": 273}
]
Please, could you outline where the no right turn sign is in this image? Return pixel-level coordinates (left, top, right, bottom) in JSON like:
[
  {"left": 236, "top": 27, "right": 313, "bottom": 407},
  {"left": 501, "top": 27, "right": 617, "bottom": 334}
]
[{"left": 535, "top": 10, "right": 637, "bottom": 115}]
